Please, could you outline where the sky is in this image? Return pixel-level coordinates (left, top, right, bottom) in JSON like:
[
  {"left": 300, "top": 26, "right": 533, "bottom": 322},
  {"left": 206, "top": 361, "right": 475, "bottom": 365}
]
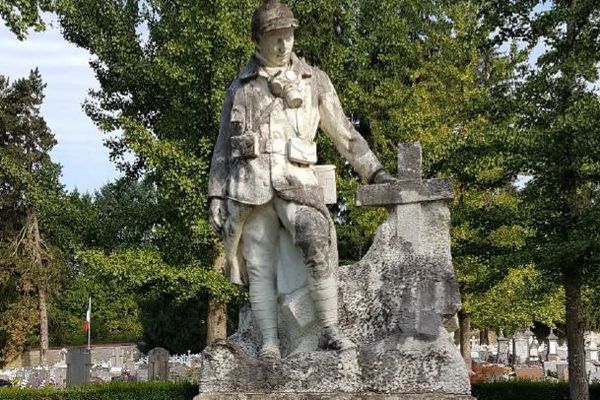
[{"left": 0, "top": 18, "right": 121, "bottom": 193}]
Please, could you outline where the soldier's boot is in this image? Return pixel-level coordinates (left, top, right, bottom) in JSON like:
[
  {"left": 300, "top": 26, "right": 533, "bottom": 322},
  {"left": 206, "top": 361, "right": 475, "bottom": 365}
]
[
  {"left": 310, "top": 277, "right": 356, "bottom": 351},
  {"left": 295, "top": 207, "right": 355, "bottom": 351}
]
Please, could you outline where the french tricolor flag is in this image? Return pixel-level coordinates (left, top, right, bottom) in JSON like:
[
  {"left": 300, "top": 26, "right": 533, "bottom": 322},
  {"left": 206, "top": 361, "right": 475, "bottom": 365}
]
[{"left": 84, "top": 297, "right": 91, "bottom": 333}]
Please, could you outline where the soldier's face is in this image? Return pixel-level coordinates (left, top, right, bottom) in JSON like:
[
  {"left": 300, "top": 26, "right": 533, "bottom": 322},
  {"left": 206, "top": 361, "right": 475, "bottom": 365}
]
[{"left": 256, "top": 28, "right": 294, "bottom": 67}]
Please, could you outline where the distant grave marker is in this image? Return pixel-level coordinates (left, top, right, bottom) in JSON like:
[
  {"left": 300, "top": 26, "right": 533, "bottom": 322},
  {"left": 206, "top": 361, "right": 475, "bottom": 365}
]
[
  {"left": 66, "top": 347, "right": 91, "bottom": 387},
  {"left": 148, "top": 347, "right": 170, "bottom": 381}
]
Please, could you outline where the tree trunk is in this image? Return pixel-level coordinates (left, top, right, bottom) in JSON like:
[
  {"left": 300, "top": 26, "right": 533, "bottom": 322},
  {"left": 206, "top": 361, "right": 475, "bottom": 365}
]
[
  {"left": 31, "top": 211, "right": 48, "bottom": 366},
  {"left": 38, "top": 287, "right": 49, "bottom": 366},
  {"left": 206, "top": 245, "right": 227, "bottom": 346},
  {"left": 24, "top": 209, "right": 49, "bottom": 366},
  {"left": 564, "top": 270, "right": 589, "bottom": 400},
  {"left": 458, "top": 309, "right": 472, "bottom": 370},
  {"left": 480, "top": 328, "right": 489, "bottom": 346}
]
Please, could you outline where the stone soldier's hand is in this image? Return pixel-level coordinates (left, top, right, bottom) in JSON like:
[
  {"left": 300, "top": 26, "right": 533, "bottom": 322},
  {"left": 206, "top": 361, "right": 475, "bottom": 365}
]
[
  {"left": 371, "top": 169, "right": 398, "bottom": 184},
  {"left": 209, "top": 198, "right": 227, "bottom": 234}
]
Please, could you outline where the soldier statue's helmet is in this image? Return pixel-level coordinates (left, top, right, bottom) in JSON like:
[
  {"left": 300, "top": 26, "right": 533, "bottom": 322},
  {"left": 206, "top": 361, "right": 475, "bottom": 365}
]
[{"left": 251, "top": 0, "right": 299, "bottom": 43}]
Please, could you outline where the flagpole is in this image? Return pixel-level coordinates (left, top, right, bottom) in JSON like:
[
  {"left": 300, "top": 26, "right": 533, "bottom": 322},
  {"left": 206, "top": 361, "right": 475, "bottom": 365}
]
[{"left": 87, "top": 297, "right": 91, "bottom": 351}]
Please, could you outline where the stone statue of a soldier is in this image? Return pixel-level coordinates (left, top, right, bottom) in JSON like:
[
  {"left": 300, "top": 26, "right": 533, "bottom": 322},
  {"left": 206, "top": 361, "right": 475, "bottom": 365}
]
[{"left": 208, "top": 0, "right": 395, "bottom": 360}]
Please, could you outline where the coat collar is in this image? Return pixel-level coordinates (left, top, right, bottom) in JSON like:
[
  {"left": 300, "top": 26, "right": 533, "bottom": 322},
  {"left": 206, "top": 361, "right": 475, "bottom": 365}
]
[{"left": 239, "top": 53, "right": 312, "bottom": 82}]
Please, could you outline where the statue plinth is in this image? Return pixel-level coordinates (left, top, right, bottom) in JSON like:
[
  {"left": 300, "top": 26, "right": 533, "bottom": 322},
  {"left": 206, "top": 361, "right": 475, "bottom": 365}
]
[
  {"left": 196, "top": 394, "right": 473, "bottom": 399},
  {"left": 196, "top": 143, "right": 473, "bottom": 399}
]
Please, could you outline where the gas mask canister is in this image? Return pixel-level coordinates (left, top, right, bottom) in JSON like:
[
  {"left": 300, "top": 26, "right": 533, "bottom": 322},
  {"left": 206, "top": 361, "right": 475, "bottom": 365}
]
[{"left": 269, "top": 70, "right": 303, "bottom": 109}]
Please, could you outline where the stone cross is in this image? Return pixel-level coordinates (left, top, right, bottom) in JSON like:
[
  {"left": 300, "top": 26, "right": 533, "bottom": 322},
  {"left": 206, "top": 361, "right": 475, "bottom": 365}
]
[{"left": 356, "top": 142, "right": 454, "bottom": 255}]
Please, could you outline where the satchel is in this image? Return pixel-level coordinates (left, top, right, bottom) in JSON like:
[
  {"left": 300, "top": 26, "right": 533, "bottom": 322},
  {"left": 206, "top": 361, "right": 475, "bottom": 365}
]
[
  {"left": 288, "top": 137, "right": 317, "bottom": 165},
  {"left": 231, "top": 133, "right": 260, "bottom": 159}
]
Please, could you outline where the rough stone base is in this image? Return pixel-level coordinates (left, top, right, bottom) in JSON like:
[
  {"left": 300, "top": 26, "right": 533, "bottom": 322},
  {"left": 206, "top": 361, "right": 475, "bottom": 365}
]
[
  {"left": 194, "top": 393, "right": 475, "bottom": 400},
  {"left": 197, "top": 210, "right": 471, "bottom": 397}
]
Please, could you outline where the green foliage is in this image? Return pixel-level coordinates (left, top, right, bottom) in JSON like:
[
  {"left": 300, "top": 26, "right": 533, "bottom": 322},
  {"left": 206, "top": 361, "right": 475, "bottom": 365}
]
[
  {"left": 40, "top": 176, "right": 242, "bottom": 351},
  {"left": 583, "top": 281, "right": 600, "bottom": 331},
  {"left": 0, "top": 381, "right": 197, "bottom": 400},
  {"left": 472, "top": 381, "right": 600, "bottom": 400},
  {"left": 0, "top": 70, "right": 65, "bottom": 365},
  {"left": 52, "top": 0, "right": 566, "bottom": 336},
  {"left": 57, "top": 0, "right": 260, "bottom": 268},
  {"left": 0, "top": 0, "right": 55, "bottom": 40},
  {"left": 76, "top": 249, "right": 239, "bottom": 303},
  {"left": 469, "top": 265, "right": 565, "bottom": 334},
  {"left": 514, "top": 0, "right": 600, "bottom": 280},
  {"left": 494, "top": 2, "right": 600, "bottom": 395}
]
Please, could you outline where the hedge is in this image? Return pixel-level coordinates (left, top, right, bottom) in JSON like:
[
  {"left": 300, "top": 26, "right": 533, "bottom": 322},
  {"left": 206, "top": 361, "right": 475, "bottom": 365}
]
[
  {"left": 1, "top": 381, "right": 600, "bottom": 400},
  {"left": 0, "top": 381, "right": 198, "bottom": 400},
  {"left": 472, "top": 381, "right": 600, "bottom": 400}
]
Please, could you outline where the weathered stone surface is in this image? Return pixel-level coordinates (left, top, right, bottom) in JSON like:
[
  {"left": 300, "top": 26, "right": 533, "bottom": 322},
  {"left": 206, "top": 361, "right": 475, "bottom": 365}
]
[
  {"left": 356, "top": 179, "right": 454, "bottom": 208},
  {"left": 148, "top": 347, "right": 170, "bottom": 381},
  {"left": 397, "top": 142, "right": 423, "bottom": 181},
  {"left": 197, "top": 213, "right": 470, "bottom": 395},
  {"left": 198, "top": 142, "right": 469, "bottom": 396},
  {"left": 66, "top": 347, "right": 91, "bottom": 387},
  {"left": 195, "top": 394, "right": 475, "bottom": 400}
]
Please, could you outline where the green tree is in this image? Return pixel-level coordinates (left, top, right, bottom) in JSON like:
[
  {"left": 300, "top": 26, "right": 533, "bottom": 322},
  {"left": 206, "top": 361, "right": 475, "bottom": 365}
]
[
  {"left": 43, "top": 178, "right": 240, "bottom": 351},
  {"left": 54, "top": 0, "right": 262, "bottom": 342},
  {"left": 293, "top": 1, "right": 559, "bottom": 364},
  {"left": 54, "top": 0, "right": 545, "bottom": 351},
  {"left": 0, "top": 0, "right": 55, "bottom": 39},
  {"left": 0, "top": 70, "right": 65, "bottom": 366},
  {"left": 507, "top": 2, "right": 600, "bottom": 399}
]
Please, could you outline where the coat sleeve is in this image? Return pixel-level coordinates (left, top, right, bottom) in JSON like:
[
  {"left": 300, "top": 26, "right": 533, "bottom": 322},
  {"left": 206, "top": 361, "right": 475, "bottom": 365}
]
[
  {"left": 315, "top": 68, "right": 383, "bottom": 182},
  {"left": 208, "top": 82, "right": 240, "bottom": 199}
]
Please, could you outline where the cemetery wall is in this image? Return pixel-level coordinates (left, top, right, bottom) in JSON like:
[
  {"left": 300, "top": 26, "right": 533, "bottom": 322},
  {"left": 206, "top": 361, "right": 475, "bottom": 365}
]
[{"left": 3, "top": 344, "right": 138, "bottom": 369}]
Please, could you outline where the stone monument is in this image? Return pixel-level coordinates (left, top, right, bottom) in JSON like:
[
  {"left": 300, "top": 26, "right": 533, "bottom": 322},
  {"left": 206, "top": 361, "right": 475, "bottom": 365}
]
[
  {"left": 199, "top": 0, "right": 472, "bottom": 398},
  {"left": 198, "top": 142, "right": 471, "bottom": 398}
]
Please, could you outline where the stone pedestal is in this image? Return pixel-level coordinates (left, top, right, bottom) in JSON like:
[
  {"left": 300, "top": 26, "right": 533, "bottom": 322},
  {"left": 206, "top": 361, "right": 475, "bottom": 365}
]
[{"left": 196, "top": 143, "right": 470, "bottom": 398}]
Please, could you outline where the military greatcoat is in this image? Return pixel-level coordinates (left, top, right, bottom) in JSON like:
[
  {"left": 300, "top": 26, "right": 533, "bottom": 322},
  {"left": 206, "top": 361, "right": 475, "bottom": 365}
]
[{"left": 208, "top": 53, "right": 383, "bottom": 285}]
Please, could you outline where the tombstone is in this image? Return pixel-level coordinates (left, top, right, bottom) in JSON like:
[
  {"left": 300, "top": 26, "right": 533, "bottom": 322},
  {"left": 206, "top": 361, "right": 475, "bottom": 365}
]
[
  {"left": 66, "top": 347, "right": 92, "bottom": 387},
  {"left": 525, "top": 327, "right": 534, "bottom": 346},
  {"left": 124, "top": 348, "right": 137, "bottom": 373},
  {"left": 497, "top": 333, "right": 509, "bottom": 364},
  {"left": 557, "top": 363, "right": 569, "bottom": 382},
  {"left": 513, "top": 331, "right": 529, "bottom": 365},
  {"left": 529, "top": 339, "right": 540, "bottom": 363},
  {"left": 53, "top": 348, "right": 68, "bottom": 388},
  {"left": 547, "top": 329, "right": 559, "bottom": 361},
  {"left": 538, "top": 342, "right": 548, "bottom": 361},
  {"left": 479, "top": 345, "right": 491, "bottom": 363},
  {"left": 557, "top": 344, "right": 568, "bottom": 361},
  {"left": 587, "top": 361, "right": 600, "bottom": 383},
  {"left": 148, "top": 347, "right": 170, "bottom": 381}
]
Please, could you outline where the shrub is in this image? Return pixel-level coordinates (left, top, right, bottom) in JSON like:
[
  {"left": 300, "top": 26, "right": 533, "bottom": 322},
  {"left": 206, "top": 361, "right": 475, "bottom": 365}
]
[{"left": 0, "top": 381, "right": 198, "bottom": 400}]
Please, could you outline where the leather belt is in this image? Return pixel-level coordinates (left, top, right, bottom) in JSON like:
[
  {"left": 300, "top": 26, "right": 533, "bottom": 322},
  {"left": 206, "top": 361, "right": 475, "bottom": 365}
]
[{"left": 259, "top": 138, "right": 288, "bottom": 155}]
